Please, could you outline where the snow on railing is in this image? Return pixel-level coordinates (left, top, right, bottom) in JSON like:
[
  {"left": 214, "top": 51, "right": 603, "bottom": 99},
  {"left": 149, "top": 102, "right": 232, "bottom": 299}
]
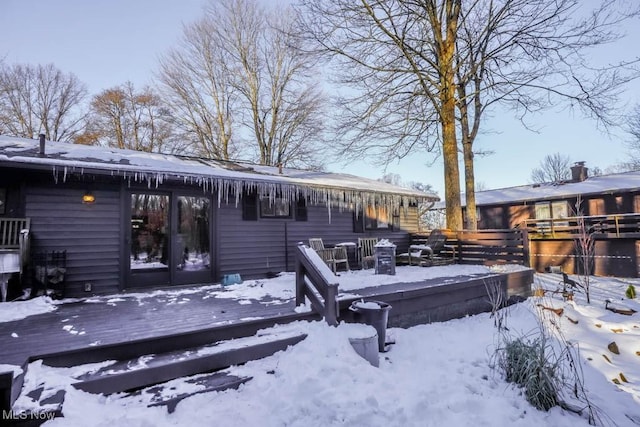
[{"left": 295, "top": 243, "right": 339, "bottom": 326}]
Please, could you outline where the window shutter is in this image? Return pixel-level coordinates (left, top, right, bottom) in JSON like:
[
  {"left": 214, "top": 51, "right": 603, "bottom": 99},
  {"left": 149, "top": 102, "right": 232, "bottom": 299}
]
[
  {"left": 242, "top": 190, "right": 258, "bottom": 221},
  {"left": 391, "top": 214, "right": 400, "bottom": 231},
  {"left": 295, "top": 197, "right": 308, "bottom": 221},
  {"left": 352, "top": 211, "right": 364, "bottom": 233}
]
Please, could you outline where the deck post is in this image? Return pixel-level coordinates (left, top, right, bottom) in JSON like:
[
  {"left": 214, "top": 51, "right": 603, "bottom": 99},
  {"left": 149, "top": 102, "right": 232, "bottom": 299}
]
[
  {"left": 520, "top": 228, "right": 531, "bottom": 267},
  {"left": 295, "top": 243, "right": 305, "bottom": 307},
  {"left": 324, "top": 283, "right": 338, "bottom": 326},
  {"left": 455, "top": 230, "right": 462, "bottom": 263}
]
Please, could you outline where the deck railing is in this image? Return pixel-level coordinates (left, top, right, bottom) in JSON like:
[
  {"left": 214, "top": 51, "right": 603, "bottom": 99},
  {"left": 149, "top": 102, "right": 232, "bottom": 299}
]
[
  {"left": 295, "top": 243, "right": 339, "bottom": 326},
  {"left": 0, "top": 218, "right": 30, "bottom": 249},
  {"left": 0, "top": 217, "right": 31, "bottom": 274},
  {"left": 522, "top": 213, "right": 640, "bottom": 239}
]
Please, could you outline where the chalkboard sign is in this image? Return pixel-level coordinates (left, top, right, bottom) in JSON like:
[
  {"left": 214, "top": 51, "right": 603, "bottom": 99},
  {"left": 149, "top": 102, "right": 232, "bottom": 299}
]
[{"left": 375, "top": 246, "right": 396, "bottom": 275}]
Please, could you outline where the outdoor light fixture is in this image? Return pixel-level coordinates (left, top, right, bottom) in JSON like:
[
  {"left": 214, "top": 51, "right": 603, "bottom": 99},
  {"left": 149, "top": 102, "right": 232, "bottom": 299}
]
[{"left": 82, "top": 192, "right": 96, "bottom": 204}]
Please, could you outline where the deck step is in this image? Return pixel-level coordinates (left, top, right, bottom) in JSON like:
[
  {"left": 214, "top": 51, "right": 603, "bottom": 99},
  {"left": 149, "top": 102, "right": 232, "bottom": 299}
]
[
  {"left": 137, "top": 371, "right": 251, "bottom": 413},
  {"left": 71, "top": 330, "right": 306, "bottom": 395},
  {"left": 11, "top": 330, "right": 305, "bottom": 421}
]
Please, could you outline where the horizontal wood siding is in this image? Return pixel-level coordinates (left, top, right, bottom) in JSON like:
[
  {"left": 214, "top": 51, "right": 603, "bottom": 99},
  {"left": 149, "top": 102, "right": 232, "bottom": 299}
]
[
  {"left": 216, "top": 201, "right": 289, "bottom": 279},
  {"left": 399, "top": 206, "right": 419, "bottom": 233},
  {"left": 25, "top": 185, "right": 121, "bottom": 295},
  {"left": 529, "top": 238, "right": 637, "bottom": 277},
  {"left": 217, "top": 201, "right": 413, "bottom": 279}
]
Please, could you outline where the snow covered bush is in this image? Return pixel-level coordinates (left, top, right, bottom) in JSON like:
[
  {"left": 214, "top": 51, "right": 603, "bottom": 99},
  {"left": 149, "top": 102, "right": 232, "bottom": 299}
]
[
  {"left": 499, "top": 335, "right": 559, "bottom": 411},
  {"left": 492, "top": 295, "right": 605, "bottom": 425}
]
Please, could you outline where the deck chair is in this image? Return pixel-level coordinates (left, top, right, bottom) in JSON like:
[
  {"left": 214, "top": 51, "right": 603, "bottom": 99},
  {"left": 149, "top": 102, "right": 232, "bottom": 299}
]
[
  {"left": 357, "top": 237, "right": 378, "bottom": 269},
  {"left": 398, "top": 230, "right": 453, "bottom": 266},
  {"left": 308, "top": 238, "right": 349, "bottom": 273},
  {"left": 332, "top": 246, "right": 350, "bottom": 273}
]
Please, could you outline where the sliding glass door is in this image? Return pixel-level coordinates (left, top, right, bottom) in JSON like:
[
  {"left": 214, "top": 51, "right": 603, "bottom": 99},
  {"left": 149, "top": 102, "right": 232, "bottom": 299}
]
[
  {"left": 127, "top": 191, "right": 213, "bottom": 288},
  {"left": 175, "top": 195, "right": 212, "bottom": 284},
  {"left": 129, "top": 193, "right": 171, "bottom": 286}
]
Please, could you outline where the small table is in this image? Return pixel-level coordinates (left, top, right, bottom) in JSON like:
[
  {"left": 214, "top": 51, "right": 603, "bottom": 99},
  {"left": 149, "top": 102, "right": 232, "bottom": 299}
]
[{"left": 0, "top": 250, "right": 20, "bottom": 302}]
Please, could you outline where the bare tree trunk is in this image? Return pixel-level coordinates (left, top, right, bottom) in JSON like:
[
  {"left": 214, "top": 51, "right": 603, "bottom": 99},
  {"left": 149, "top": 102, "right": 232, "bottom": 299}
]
[
  {"left": 457, "top": 80, "right": 478, "bottom": 231},
  {"left": 434, "top": 0, "right": 463, "bottom": 231},
  {"left": 462, "top": 138, "right": 477, "bottom": 230},
  {"left": 442, "top": 107, "right": 463, "bottom": 230}
]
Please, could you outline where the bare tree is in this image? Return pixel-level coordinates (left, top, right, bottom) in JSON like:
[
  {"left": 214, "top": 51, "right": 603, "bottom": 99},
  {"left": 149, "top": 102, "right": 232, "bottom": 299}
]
[
  {"left": 295, "top": 0, "right": 640, "bottom": 230},
  {"left": 530, "top": 153, "right": 572, "bottom": 183},
  {"left": 611, "top": 104, "right": 640, "bottom": 172},
  {"left": 0, "top": 63, "right": 87, "bottom": 141},
  {"left": 158, "top": 0, "right": 326, "bottom": 168},
  {"left": 158, "top": 16, "right": 236, "bottom": 160},
  {"left": 78, "top": 82, "right": 182, "bottom": 153},
  {"left": 224, "top": 0, "right": 327, "bottom": 168}
]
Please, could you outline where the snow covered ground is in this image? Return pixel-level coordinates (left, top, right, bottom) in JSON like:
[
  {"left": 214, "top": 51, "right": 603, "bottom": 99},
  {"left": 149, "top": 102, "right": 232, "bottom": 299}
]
[{"left": 2, "top": 269, "right": 640, "bottom": 426}]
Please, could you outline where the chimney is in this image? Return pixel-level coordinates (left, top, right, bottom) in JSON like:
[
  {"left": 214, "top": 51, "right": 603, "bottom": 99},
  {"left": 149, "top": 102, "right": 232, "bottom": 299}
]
[
  {"left": 38, "top": 133, "right": 46, "bottom": 156},
  {"left": 570, "top": 161, "right": 588, "bottom": 182},
  {"left": 278, "top": 162, "right": 283, "bottom": 174}
]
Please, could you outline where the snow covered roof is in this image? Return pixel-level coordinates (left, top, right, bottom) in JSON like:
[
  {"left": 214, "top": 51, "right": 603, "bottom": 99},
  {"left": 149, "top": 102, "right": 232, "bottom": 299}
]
[
  {"left": 0, "top": 136, "right": 437, "bottom": 210},
  {"left": 442, "top": 170, "right": 640, "bottom": 208}
]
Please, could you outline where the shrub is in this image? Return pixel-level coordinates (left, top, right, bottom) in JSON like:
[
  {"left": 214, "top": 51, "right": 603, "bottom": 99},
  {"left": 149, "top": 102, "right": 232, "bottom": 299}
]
[
  {"left": 626, "top": 285, "right": 636, "bottom": 299},
  {"left": 499, "top": 336, "right": 559, "bottom": 411}
]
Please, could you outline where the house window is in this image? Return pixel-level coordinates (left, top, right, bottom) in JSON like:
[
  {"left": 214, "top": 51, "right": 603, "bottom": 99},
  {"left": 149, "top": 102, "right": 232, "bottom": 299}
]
[
  {"left": 535, "top": 201, "right": 569, "bottom": 219},
  {"left": 552, "top": 201, "right": 569, "bottom": 221},
  {"left": 535, "top": 202, "right": 551, "bottom": 220},
  {"left": 483, "top": 206, "right": 504, "bottom": 229},
  {"left": 260, "top": 197, "right": 291, "bottom": 218},
  {"left": 591, "top": 198, "right": 605, "bottom": 216},
  {"left": 535, "top": 201, "right": 569, "bottom": 229},
  {"left": 362, "top": 205, "right": 399, "bottom": 230}
]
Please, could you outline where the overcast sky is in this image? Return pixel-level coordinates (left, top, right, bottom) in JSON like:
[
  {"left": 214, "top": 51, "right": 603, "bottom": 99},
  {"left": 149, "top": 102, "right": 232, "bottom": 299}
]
[{"left": 1, "top": 0, "right": 639, "bottom": 196}]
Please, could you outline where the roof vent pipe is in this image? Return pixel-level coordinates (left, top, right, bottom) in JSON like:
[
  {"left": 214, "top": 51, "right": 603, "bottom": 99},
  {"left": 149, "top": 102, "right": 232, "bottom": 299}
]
[{"left": 38, "top": 133, "right": 46, "bottom": 156}]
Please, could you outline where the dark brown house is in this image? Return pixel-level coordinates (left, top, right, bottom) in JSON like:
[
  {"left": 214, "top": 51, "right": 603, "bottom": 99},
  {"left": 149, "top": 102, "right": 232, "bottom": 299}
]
[
  {"left": 0, "top": 135, "right": 435, "bottom": 298},
  {"left": 460, "top": 162, "right": 640, "bottom": 276}
]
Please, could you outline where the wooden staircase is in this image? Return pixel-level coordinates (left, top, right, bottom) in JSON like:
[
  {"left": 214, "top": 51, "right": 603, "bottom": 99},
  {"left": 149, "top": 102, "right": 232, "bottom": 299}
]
[{"left": 12, "top": 329, "right": 307, "bottom": 422}]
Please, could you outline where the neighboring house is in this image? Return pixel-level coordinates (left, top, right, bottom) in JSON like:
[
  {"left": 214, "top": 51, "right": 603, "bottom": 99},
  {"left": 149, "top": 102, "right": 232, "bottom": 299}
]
[
  {"left": 450, "top": 162, "right": 640, "bottom": 276},
  {"left": 0, "top": 135, "right": 436, "bottom": 297}
]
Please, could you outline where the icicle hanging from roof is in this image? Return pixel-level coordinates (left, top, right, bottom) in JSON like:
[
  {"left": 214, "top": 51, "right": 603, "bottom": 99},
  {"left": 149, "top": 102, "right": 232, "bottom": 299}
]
[{"left": 41, "top": 163, "right": 425, "bottom": 216}]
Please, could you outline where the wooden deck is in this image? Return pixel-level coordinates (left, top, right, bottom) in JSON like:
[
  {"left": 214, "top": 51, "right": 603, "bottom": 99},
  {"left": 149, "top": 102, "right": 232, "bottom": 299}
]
[
  {"left": 0, "top": 268, "right": 533, "bottom": 415},
  {"left": 1, "top": 269, "right": 532, "bottom": 365},
  {"left": 1, "top": 286, "right": 316, "bottom": 366}
]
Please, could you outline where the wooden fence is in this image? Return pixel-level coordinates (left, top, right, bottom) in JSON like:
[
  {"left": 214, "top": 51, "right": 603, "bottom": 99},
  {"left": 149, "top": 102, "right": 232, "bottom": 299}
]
[{"left": 410, "top": 229, "right": 530, "bottom": 267}]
